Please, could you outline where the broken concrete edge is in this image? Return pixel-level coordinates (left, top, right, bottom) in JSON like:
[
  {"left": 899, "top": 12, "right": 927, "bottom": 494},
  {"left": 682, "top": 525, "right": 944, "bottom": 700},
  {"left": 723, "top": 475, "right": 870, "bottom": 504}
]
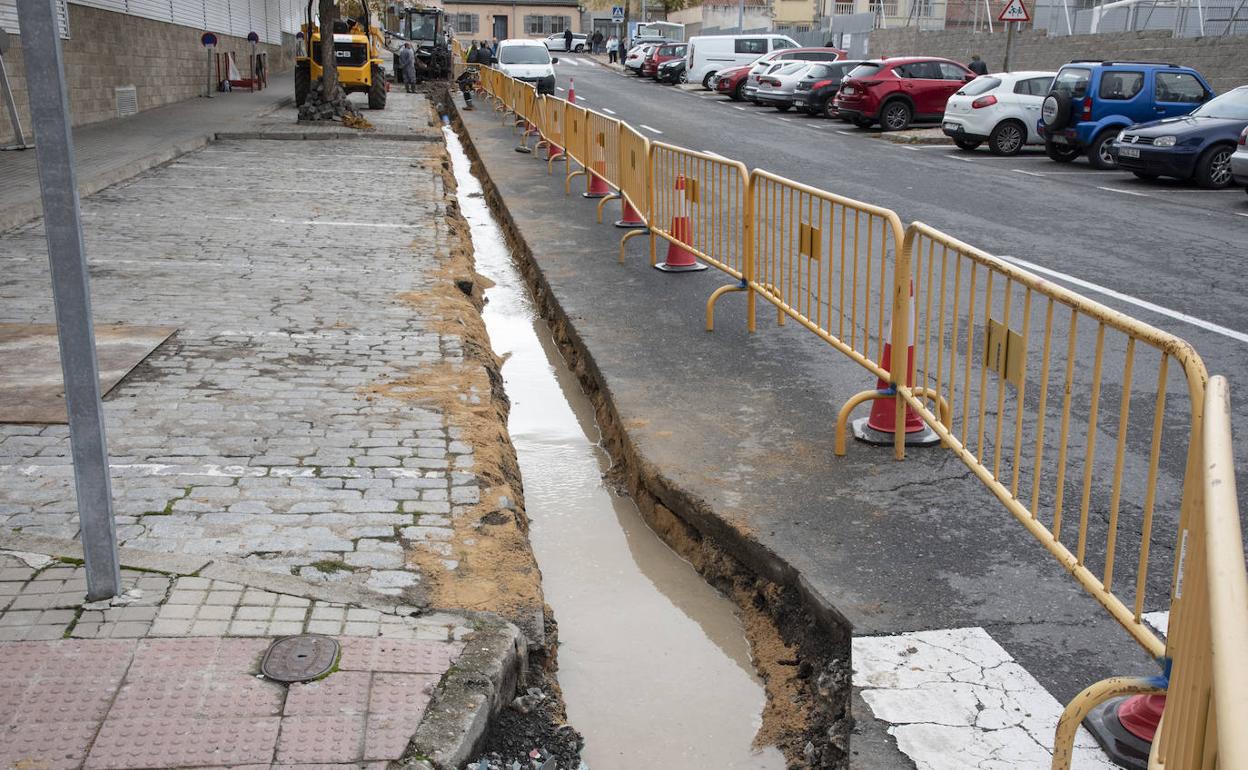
[
  {"left": 215, "top": 131, "right": 443, "bottom": 142},
  {"left": 402, "top": 617, "right": 527, "bottom": 770},
  {"left": 448, "top": 102, "right": 858, "bottom": 766},
  {"left": 0, "top": 529, "right": 527, "bottom": 770}
]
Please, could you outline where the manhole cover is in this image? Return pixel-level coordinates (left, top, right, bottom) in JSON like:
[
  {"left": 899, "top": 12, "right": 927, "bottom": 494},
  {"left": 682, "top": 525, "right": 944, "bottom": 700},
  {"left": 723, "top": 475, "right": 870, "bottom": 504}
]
[{"left": 260, "top": 634, "right": 340, "bottom": 683}]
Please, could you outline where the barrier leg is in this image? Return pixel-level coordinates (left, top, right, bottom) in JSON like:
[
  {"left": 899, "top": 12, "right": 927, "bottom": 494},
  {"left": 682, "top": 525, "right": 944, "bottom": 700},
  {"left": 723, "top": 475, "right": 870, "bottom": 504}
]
[
  {"left": 1051, "top": 677, "right": 1163, "bottom": 770},
  {"left": 747, "top": 284, "right": 756, "bottom": 334},
  {"left": 835, "top": 390, "right": 884, "bottom": 456},
  {"left": 649, "top": 230, "right": 657, "bottom": 267},
  {"left": 565, "top": 169, "right": 585, "bottom": 196},
  {"left": 596, "top": 193, "right": 620, "bottom": 224},
  {"left": 706, "top": 280, "right": 747, "bottom": 332},
  {"left": 619, "top": 228, "right": 647, "bottom": 264}
]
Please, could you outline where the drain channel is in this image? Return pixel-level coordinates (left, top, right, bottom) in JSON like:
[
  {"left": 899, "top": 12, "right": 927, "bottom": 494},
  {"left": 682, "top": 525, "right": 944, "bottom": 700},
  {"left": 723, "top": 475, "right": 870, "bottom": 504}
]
[{"left": 444, "top": 126, "right": 785, "bottom": 770}]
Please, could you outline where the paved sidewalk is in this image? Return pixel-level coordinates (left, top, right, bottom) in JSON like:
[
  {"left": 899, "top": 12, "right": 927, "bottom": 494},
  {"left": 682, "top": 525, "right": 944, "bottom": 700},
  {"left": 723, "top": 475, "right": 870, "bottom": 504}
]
[
  {"left": 1, "top": 91, "right": 537, "bottom": 767},
  {"left": 0, "top": 73, "right": 294, "bottom": 233}
]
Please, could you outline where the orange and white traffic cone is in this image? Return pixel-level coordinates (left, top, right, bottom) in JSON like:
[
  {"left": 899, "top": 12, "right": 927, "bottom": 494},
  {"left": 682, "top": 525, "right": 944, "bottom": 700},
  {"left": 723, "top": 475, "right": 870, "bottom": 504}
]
[
  {"left": 568, "top": 78, "right": 576, "bottom": 103},
  {"left": 1082, "top": 694, "right": 1165, "bottom": 769},
  {"left": 853, "top": 282, "right": 939, "bottom": 446},
  {"left": 547, "top": 138, "right": 564, "bottom": 162},
  {"left": 655, "top": 175, "right": 707, "bottom": 272},
  {"left": 583, "top": 135, "right": 611, "bottom": 199},
  {"left": 614, "top": 198, "right": 645, "bottom": 229}
]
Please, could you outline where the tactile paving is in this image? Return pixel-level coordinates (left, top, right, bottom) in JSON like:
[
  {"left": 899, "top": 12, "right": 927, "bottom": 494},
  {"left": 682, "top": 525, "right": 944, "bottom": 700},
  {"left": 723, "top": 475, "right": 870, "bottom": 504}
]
[
  {"left": 284, "top": 671, "right": 371, "bottom": 716},
  {"left": 85, "top": 716, "right": 280, "bottom": 768},
  {"left": 0, "top": 718, "right": 99, "bottom": 770},
  {"left": 337, "top": 638, "right": 461, "bottom": 674},
  {"left": 275, "top": 715, "right": 366, "bottom": 763}
]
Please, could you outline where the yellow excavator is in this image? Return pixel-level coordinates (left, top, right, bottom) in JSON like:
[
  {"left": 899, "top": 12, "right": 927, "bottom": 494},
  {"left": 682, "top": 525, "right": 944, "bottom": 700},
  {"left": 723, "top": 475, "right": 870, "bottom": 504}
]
[{"left": 294, "top": 0, "right": 388, "bottom": 109}]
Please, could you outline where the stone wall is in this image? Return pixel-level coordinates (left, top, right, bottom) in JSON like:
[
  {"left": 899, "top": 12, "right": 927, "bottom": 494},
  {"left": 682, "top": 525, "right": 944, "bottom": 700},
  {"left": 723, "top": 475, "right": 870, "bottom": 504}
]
[
  {"left": 1, "top": 4, "right": 294, "bottom": 145},
  {"left": 867, "top": 27, "right": 1248, "bottom": 94}
]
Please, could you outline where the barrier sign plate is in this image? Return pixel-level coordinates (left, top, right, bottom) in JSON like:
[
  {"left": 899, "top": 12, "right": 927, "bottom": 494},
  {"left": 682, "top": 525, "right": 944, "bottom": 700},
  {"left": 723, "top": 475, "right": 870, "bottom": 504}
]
[{"left": 998, "top": 0, "right": 1031, "bottom": 21}]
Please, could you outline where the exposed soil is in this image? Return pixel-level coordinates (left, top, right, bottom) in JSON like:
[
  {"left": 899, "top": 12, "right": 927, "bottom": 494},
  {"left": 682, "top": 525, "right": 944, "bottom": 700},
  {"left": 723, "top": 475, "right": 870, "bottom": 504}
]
[{"left": 450, "top": 110, "right": 855, "bottom": 770}]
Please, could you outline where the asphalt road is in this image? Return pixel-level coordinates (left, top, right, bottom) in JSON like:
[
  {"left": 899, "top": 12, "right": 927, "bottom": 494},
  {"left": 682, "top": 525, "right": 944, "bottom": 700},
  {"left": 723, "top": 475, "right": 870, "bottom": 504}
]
[{"left": 553, "top": 54, "right": 1248, "bottom": 478}]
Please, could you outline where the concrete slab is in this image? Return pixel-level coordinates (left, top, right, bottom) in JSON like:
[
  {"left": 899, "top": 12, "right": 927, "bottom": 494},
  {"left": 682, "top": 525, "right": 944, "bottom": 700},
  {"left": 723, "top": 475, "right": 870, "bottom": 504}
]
[{"left": 0, "top": 323, "right": 175, "bottom": 424}]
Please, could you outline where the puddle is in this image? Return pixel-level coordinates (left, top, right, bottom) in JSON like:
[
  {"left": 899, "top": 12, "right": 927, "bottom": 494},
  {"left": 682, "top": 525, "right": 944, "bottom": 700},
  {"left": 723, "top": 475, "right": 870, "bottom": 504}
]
[{"left": 444, "top": 127, "right": 787, "bottom": 770}]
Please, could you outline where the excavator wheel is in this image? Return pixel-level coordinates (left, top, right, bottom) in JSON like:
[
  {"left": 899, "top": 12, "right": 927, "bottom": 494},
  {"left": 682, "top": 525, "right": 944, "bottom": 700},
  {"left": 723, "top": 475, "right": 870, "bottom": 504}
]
[{"left": 368, "top": 65, "right": 387, "bottom": 109}]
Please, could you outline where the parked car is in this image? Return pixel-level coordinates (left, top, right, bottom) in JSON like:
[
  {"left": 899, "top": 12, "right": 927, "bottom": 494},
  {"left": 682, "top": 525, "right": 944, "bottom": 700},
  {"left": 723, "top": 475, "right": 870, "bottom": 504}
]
[
  {"left": 754, "top": 62, "right": 816, "bottom": 111},
  {"left": 685, "top": 34, "right": 799, "bottom": 90},
  {"left": 795, "top": 60, "right": 865, "bottom": 117},
  {"left": 1108, "top": 85, "right": 1248, "bottom": 188},
  {"left": 742, "top": 47, "right": 846, "bottom": 102},
  {"left": 494, "top": 39, "right": 558, "bottom": 95},
  {"left": 834, "top": 57, "right": 976, "bottom": 131},
  {"left": 712, "top": 64, "right": 754, "bottom": 99},
  {"left": 1233, "top": 126, "right": 1248, "bottom": 194},
  {"left": 657, "top": 57, "right": 687, "bottom": 85},
  {"left": 543, "top": 32, "right": 588, "bottom": 53},
  {"left": 642, "top": 43, "right": 687, "bottom": 79},
  {"left": 1038, "top": 60, "right": 1214, "bottom": 169},
  {"left": 624, "top": 44, "right": 658, "bottom": 74},
  {"left": 941, "top": 71, "right": 1056, "bottom": 155}
]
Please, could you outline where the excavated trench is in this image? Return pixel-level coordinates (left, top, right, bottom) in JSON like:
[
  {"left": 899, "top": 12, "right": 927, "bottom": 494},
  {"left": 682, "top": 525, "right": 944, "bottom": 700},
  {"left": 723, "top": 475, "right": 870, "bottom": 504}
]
[{"left": 441, "top": 98, "right": 854, "bottom": 769}]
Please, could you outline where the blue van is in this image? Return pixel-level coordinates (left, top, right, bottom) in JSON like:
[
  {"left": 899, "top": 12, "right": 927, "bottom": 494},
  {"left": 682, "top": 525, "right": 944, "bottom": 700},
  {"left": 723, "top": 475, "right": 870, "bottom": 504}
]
[{"left": 1037, "top": 60, "right": 1214, "bottom": 169}]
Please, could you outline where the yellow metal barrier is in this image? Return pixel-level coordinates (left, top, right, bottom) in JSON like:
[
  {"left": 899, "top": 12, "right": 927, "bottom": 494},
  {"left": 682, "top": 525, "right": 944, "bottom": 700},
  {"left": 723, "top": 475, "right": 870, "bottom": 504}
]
[
  {"left": 879, "top": 222, "right": 1207, "bottom": 659},
  {"left": 585, "top": 111, "right": 622, "bottom": 220},
  {"left": 539, "top": 95, "right": 567, "bottom": 174},
  {"left": 748, "top": 169, "right": 907, "bottom": 379},
  {"left": 562, "top": 102, "right": 590, "bottom": 195},
  {"left": 648, "top": 142, "right": 751, "bottom": 321},
  {"left": 516, "top": 84, "right": 540, "bottom": 145},
  {"left": 616, "top": 124, "right": 651, "bottom": 262}
]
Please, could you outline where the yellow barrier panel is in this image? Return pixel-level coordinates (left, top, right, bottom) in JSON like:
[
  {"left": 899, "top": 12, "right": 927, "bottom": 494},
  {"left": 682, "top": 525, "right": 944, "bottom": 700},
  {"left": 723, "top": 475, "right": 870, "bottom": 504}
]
[
  {"left": 880, "top": 221, "right": 1207, "bottom": 659},
  {"left": 648, "top": 142, "right": 751, "bottom": 310},
  {"left": 563, "top": 102, "right": 590, "bottom": 195},
  {"left": 540, "top": 96, "right": 567, "bottom": 174},
  {"left": 616, "top": 124, "right": 650, "bottom": 262},
  {"left": 516, "top": 84, "right": 539, "bottom": 145},
  {"left": 748, "top": 169, "right": 906, "bottom": 380},
  {"left": 585, "top": 110, "right": 621, "bottom": 219}
]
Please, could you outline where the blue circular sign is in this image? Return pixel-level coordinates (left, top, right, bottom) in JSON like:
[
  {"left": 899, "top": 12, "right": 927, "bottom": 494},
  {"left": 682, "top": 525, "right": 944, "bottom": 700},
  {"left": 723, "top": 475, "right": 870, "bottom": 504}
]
[
  {"left": 201, "top": 32, "right": 218, "bottom": 47},
  {"left": 247, "top": 31, "right": 259, "bottom": 43},
  {"left": 296, "top": 31, "right": 304, "bottom": 39}
]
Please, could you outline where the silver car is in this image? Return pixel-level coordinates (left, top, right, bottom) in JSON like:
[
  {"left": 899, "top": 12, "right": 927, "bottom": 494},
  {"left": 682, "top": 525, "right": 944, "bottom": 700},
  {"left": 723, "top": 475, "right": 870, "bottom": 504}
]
[
  {"left": 1233, "top": 126, "right": 1248, "bottom": 195},
  {"left": 753, "top": 62, "right": 814, "bottom": 111}
]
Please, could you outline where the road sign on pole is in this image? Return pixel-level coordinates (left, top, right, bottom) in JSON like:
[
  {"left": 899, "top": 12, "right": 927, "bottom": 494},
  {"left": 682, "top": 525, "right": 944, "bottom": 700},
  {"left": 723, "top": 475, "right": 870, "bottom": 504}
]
[
  {"left": 611, "top": 5, "right": 624, "bottom": 22},
  {"left": 15, "top": 0, "right": 122, "bottom": 601},
  {"left": 202, "top": 32, "right": 218, "bottom": 98},
  {"left": 998, "top": 0, "right": 1031, "bottom": 22}
]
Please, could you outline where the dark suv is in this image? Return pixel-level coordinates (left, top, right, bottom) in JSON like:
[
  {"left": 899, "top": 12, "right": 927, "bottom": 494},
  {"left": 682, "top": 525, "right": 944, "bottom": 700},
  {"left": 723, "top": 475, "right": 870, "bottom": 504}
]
[
  {"left": 833, "top": 57, "right": 976, "bottom": 131},
  {"left": 1038, "top": 60, "right": 1213, "bottom": 169}
]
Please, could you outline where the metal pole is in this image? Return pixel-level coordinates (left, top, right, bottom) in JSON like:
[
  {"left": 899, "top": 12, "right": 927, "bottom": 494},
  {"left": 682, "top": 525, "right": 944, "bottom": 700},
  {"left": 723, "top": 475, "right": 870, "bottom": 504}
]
[
  {"left": 1003, "top": 19, "right": 1014, "bottom": 69},
  {"left": 15, "top": 0, "right": 122, "bottom": 601},
  {"left": 737, "top": 0, "right": 744, "bottom": 30},
  {"left": 206, "top": 45, "right": 215, "bottom": 97}
]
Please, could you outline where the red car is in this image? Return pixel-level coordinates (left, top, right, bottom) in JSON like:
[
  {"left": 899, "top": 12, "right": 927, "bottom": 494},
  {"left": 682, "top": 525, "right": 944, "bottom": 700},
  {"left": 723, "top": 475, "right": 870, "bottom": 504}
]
[
  {"left": 833, "top": 57, "right": 976, "bottom": 131},
  {"left": 714, "top": 47, "right": 846, "bottom": 101},
  {"left": 714, "top": 65, "right": 754, "bottom": 100},
  {"left": 641, "top": 43, "right": 687, "bottom": 79}
]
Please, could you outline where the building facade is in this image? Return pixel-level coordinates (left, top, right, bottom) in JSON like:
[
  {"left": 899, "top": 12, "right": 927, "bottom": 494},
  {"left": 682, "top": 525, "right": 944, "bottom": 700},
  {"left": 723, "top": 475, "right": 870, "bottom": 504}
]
[{"left": 441, "top": 0, "right": 581, "bottom": 43}]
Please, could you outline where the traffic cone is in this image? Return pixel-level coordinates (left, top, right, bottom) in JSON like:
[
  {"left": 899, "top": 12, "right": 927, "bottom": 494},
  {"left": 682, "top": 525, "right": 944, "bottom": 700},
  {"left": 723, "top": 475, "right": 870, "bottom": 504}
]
[
  {"left": 568, "top": 78, "right": 576, "bottom": 103},
  {"left": 1082, "top": 694, "right": 1164, "bottom": 770},
  {"left": 582, "top": 134, "right": 611, "bottom": 199},
  {"left": 614, "top": 198, "right": 645, "bottom": 229},
  {"left": 852, "top": 282, "right": 939, "bottom": 446},
  {"left": 547, "top": 139, "right": 564, "bottom": 162},
  {"left": 655, "top": 175, "right": 707, "bottom": 272}
]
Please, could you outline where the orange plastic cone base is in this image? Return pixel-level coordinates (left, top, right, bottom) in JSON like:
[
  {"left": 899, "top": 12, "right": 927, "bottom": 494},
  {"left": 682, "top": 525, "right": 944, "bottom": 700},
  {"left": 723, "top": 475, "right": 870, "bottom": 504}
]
[
  {"left": 1118, "top": 694, "right": 1165, "bottom": 742},
  {"left": 657, "top": 217, "right": 705, "bottom": 271},
  {"left": 865, "top": 342, "right": 929, "bottom": 435},
  {"left": 615, "top": 199, "right": 645, "bottom": 228},
  {"left": 583, "top": 164, "right": 611, "bottom": 198},
  {"left": 547, "top": 143, "right": 564, "bottom": 160}
]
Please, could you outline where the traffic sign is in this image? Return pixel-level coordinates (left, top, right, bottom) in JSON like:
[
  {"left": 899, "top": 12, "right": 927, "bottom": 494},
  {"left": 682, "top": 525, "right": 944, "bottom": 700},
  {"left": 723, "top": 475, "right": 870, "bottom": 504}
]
[
  {"left": 611, "top": 5, "right": 625, "bottom": 22},
  {"left": 998, "top": 0, "right": 1030, "bottom": 22},
  {"left": 201, "top": 31, "right": 218, "bottom": 47}
]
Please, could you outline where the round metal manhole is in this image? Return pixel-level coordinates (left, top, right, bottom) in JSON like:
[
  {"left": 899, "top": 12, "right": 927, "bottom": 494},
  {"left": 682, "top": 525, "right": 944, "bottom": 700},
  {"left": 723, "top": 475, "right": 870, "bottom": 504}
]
[{"left": 260, "top": 634, "right": 340, "bottom": 683}]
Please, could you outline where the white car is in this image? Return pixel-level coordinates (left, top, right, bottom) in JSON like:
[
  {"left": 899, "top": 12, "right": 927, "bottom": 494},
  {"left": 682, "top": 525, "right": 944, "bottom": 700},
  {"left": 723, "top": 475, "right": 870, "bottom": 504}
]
[
  {"left": 941, "top": 71, "right": 1057, "bottom": 156},
  {"left": 495, "top": 39, "right": 559, "bottom": 94},
  {"left": 543, "top": 32, "right": 588, "bottom": 53},
  {"left": 624, "top": 44, "right": 655, "bottom": 73},
  {"left": 741, "top": 47, "right": 843, "bottom": 101}
]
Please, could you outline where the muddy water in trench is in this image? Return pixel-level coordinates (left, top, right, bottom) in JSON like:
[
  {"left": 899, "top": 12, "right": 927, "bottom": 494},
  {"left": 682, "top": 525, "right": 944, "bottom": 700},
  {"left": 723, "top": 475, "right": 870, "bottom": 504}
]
[{"left": 444, "top": 127, "right": 786, "bottom": 770}]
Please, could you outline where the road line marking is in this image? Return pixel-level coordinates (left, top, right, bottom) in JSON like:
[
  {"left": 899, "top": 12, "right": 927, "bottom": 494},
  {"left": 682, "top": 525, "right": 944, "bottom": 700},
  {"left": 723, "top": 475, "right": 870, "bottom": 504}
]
[
  {"left": 1013, "top": 169, "right": 1044, "bottom": 177},
  {"left": 556, "top": 86, "right": 565, "bottom": 92},
  {"left": 602, "top": 107, "right": 616, "bottom": 115},
  {"left": 577, "top": 58, "right": 595, "bottom": 65},
  {"left": 998, "top": 254, "right": 1248, "bottom": 344},
  {"left": 1097, "top": 185, "right": 1151, "bottom": 197},
  {"left": 901, "top": 145, "right": 922, "bottom": 151},
  {"left": 948, "top": 155, "right": 975, "bottom": 162},
  {"left": 836, "top": 130, "right": 859, "bottom": 136},
  {"left": 733, "top": 106, "right": 747, "bottom": 111},
  {"left": 1237, "top": 212, "right": 1248, "bottom": 218},
  {"left": 856, "top": 628, "right": 1118, "bottom": 770},
  {"left": 1151, "top": 187, "right": 1241, "bottom": 194},
  {"left": 777, "top": 117, "right": 792, "bottom": 122},
  {"left": 639, "top": 124, "right": 663, "bottom": 134},
  {"left": 561, "top": 58, "right": 579, "bottom": 66}
]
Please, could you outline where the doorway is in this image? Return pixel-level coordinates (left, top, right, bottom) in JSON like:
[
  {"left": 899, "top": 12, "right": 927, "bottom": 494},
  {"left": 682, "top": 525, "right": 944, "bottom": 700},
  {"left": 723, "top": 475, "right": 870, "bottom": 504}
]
[{"left": 492, "top": 15, "right": 508, "bottom": 40}]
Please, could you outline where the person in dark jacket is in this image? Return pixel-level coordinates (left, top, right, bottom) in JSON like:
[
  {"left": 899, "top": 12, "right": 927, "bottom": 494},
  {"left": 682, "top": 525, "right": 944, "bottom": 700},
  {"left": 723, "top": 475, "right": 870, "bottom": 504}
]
[
  {"left": 564, "top": 28, "right": 574, "bottom": 51},
  {"left": 968, "top": 54, "right": 988, "bottom": 76}
]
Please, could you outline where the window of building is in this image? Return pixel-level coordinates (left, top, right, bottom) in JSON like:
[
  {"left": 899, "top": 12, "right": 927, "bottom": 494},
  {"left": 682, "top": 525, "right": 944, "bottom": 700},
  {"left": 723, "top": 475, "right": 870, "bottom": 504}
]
[
  {"left": 869, "top": 0, "right": 899, "bottom": 16},
  {"left": 525, "top": 15, "right": 571, "bottom": 34},
  {"left": 450, "top": 13, "right": 479, "bottom": 33}
]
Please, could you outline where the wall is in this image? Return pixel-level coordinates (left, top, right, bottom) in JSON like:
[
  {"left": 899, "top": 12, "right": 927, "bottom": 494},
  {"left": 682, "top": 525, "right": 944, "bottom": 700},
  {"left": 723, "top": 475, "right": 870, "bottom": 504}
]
[
  {"left": 441, "top": 2, "right": 583, "bottom": 40},
  {"left": 1, "top": 3, "right": 292, "bottom": 145},
  {"left": 867, "top": 27, "right": 1248, "bottom": 94}
]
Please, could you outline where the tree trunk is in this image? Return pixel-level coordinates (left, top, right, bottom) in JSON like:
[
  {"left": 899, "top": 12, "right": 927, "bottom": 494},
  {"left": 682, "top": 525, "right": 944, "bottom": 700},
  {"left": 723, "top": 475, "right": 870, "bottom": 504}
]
[{"left": 318, "top": 0, "right": 338, "bottom": 94}]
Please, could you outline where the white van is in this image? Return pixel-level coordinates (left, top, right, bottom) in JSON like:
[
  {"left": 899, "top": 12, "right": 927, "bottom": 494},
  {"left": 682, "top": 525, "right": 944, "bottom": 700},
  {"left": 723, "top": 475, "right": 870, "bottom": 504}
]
[
  {"left": 685, "top": 34, "right": 800, "bottom": 89},
  {"left": 493, "top": 39, "right": 558, "bottom": 94}
]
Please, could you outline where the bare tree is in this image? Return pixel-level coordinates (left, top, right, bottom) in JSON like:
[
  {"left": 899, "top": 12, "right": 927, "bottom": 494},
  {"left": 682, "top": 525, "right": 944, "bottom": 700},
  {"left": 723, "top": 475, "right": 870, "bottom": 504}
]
[{"left": 318, "top": 0, "right": 339, "bottom": 94}]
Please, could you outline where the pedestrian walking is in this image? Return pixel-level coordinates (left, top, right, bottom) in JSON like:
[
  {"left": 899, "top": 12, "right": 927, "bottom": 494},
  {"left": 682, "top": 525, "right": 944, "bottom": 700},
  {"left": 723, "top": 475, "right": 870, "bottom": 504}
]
[
  {"left": 968, "top": 54, "right": 988, "bottom": 76},
  {"left": 563, "top": 27, "right": 573, "bottom": 52},
  {"left": 607, "top": 34, "right": 619, "bottom": 63},
  {"left": 398, "top": 43, "right": 417, "bottom": 92}
]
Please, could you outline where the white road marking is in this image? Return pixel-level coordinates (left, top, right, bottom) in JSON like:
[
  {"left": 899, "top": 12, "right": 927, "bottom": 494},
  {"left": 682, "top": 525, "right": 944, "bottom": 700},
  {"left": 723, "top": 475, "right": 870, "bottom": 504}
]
[
  {"left": 733, "top": 106, "right": 747, "bottom": 111},
  {"left": 1097, "top": 186, "right": 1151, "bottom": 197},
  {"left": 901, "top": 145, "right": 922, "bottom": 151},
  {"left": 639, "top": 124, "right": 663, "bottom": 135},
  {"left": 556, "top": 86, "right": 565, "bottom": 92},
  {"left": 809, "top": 123, "right": 827, "bottom": 129},
  {"left": 1012, "top": 168, "right": 1093, "bottom": 175},
  {"left": 1013, "top": 170, "right": 1045, "bottom": 177},
  {"left": 836, "top": 130, "right": 859, "bottom": 136},
  {"left": 1238, "top": 212, "right": 1248, "bottom": 218},
  {"left": 602, "top": 107, "right": 616, "bottom": 115},
  {"left": 577, "top": 57, "right": 595, "bottom": 65},
  {"left": 855, "top": 627, "right": 1118, "bottom": 769},
  {"left": 561, "top": 58, "right": 579, "bottom": 65},
  {"left": 998, "top": 254, "right": 1248, "bottom": 344},
  {"left": 777, "top": 117, "right": 792, "bottom": 122}
]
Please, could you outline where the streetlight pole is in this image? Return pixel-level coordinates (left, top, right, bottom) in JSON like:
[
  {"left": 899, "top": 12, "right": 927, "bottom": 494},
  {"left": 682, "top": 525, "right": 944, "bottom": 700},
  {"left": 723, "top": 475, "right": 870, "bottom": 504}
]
[{"left": 16, "top": 0, "right": 122, "bottom": 600}]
